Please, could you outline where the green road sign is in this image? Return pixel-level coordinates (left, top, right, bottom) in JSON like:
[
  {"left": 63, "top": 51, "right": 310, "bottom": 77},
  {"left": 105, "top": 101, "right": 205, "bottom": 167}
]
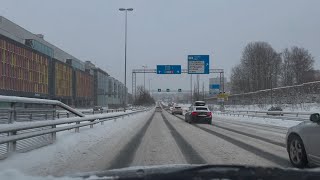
[
  {"left": 166, "top": 89, "right": 170, "bottom": 92},
  {"left": 178, "top": 89, "right": 182, "bottom": 92},
  {"left": 158, "top": 89, "right": 161, "bottom": 92}
]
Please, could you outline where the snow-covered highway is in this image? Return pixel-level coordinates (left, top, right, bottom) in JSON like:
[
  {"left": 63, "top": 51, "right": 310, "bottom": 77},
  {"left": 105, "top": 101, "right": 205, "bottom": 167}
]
[{"left": 0, "top": 107, "right": 299, "bottom": 177}]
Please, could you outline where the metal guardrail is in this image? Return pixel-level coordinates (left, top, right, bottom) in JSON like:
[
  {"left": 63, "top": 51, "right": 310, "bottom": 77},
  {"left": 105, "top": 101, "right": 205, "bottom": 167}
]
[
  {"left": 215, "top": 110, "right": 314, "bottom": 121},
  {"left": 56, "top": 109, "right": 125, "bottom": 119},
  {"left": 0, "top": 108, "right": 150, "bottom": 159},
  {"left": 224, "top": 110, "right": 316, "bottom": 117},
  {"left": 0, "top": 95, "right": 85, "bottom": 124}
]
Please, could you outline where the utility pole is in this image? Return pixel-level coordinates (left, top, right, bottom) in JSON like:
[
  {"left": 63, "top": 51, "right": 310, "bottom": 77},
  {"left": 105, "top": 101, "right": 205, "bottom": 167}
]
[{"left": 202, "top": 82, "right": 205, "bottom": 101}]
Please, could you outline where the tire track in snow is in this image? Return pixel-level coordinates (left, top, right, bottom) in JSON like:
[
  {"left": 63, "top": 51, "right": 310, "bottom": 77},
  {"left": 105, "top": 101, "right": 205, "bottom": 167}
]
[
  {"left": 171, "top": 112, "right": 289, "bottom": 167},
  {"left": 160, "top": 112, "right": 206, "bottom": 164},
  {"left": 174, "top": 114, "right": 285, "bottom": 147},
  {"left": 107, "top": 111, "right": 155, "bottom": 169}
]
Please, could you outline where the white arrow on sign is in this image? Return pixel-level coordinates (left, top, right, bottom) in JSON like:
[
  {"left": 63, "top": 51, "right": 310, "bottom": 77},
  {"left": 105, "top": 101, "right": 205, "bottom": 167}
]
[{"left": 158, "top": 71, "right": 161, "bottom": 73}]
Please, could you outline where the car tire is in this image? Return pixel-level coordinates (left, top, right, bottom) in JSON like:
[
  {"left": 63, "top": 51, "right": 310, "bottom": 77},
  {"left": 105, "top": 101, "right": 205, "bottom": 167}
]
[
  {"left": 288, "top": 135, "right": 308, "bottom": 168},
  {"left": 208, "top": 120, "right": 212, "bottom": 125}
]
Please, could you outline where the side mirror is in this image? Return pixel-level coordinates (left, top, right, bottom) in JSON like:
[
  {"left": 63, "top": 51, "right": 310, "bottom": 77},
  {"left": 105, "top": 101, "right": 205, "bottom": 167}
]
[{"left": 310, "top": 113, "right": 320, "bottom": 122}]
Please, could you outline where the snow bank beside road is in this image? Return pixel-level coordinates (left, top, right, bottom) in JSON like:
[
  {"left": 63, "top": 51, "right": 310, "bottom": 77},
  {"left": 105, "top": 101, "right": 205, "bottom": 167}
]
[
  {"left": 0, "top": 110, "right": 152, "bottom": 177},
  {"left": 212, "top": 113, "right": 301, "bottom": 128},
  {"left": 224, "top": 103, "right": 320, "bottom": 112}
]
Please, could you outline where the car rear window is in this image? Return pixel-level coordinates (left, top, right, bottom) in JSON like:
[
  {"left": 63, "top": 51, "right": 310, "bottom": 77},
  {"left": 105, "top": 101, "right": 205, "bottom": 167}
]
[
  {"left": 175, "top": 107, "right": 181, "bottom": 109},
  {"left": 196, "top": 107, "right": 208, "bottom": 111},
  {"left": 194, "top": 102, "right": 206, "bottom": 106}
]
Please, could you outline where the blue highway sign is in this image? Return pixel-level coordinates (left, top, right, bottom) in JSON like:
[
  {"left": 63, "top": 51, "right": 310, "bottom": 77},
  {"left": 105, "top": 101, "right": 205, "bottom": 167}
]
[
  {"left": 210, "top": 84, "right": 220, "bottom": 89},
  {"left": 188, "top": 55, "right": 209, "bottom": 74},
  {"left": 157, "top": 65, "right": 181, "bottom": 74}
]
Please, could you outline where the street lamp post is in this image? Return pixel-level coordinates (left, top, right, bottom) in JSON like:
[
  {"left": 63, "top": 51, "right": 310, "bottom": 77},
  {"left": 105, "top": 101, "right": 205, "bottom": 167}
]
[
  {"left": 148, "top": 78, "right": 151, "bottom": 93},
  {"left": 119, "top": 8, "right": 133, "bottom": 111},
  {"left": 142, "top": 65, "right": 147, "bottom": 90}
]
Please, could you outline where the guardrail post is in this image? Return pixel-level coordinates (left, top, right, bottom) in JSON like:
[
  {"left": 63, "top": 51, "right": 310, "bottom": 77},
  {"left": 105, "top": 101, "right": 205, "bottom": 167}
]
[
  {"left": 29, "top": 114, "right": 33, "bottom": 121},
  {"left": 67, "top": 113, "right": 70, "bottom": 118},
  {"left": 101, "top": 120, "right": 104, "bottom": 125},
  {"left": 296, "top": 113, "right": 299, "bottom": 117},
  {"left": 75, "top": 122, "right": 80, "bottom": 133},
  {"left": 7, "top": 131, "right": 17, "bottom": 153},
  {"left": 45, "top": 113, "right": 48, "bottom": 120},
  {"left": 57, "top": 113, "right": 60, "bottom": 119},
  {"left": 90, "top": 120, "right": 95, "bottom": 128},
  {"left": 9, "top": 103, "right": 16, "bottom": 123},
  {"left": 52, "top": 105, "right": 56, "bottom": 120},
  {"left": 51, "top": 125, "right": 56, "bottom": 142},
  {"left": 92, "top": 111, "right": 95, "bottom": 115}
]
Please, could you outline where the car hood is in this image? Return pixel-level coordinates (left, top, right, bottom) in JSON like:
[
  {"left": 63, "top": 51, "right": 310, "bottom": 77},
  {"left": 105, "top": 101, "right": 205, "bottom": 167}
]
[{"left": 73, "top": 164, "right": 320, "bottom": 180}]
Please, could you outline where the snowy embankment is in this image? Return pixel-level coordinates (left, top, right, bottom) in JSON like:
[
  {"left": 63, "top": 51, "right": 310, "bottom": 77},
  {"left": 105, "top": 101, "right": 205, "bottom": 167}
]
[
  {"left": 224, "top": 103, "right": 320, "bottom": 112},
  {"left": 212, "top": 113, "right": 301, "bottom": 128},
  {"left": 0, "top": 110, "right": 153, "bottom": 177}
]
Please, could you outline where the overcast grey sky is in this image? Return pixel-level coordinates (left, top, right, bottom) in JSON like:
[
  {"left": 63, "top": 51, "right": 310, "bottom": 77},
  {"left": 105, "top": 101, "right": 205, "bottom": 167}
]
[{"left": 0, "top": 0, "right": 319, "bottom": 93}]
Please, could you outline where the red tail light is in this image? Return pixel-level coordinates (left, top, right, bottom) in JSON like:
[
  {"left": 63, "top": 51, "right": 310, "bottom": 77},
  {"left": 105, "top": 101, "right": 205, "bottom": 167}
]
[
  {"left": 191, "top": 112, "right": 198, "bottom": 116},
  {"left": 207, "top": 112, "right": 212, "bottom": 117}
]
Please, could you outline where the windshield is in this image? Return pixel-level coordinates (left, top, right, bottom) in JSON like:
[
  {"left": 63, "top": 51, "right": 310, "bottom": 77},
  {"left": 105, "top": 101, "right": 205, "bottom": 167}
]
[{"left": 0, "top": 0, "right": 319, "bottom": 179}]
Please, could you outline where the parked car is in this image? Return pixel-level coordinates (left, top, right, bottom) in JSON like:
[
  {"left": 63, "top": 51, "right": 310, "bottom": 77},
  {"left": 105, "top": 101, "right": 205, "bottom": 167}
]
[
  {"left": 286, "top": 113, "right": 320, "bottom": 168},
  {"left": 93, "top": 106, "right": 103, "bottom": 111},
  {"left": 172, "top": 106, "right": 183, "bottom": 115},
  {"left": 185, "top": 106, "right": 212, "bottom": 124},
  {"left": 267, "top": 106, "right": 283, "bottom": 116}
]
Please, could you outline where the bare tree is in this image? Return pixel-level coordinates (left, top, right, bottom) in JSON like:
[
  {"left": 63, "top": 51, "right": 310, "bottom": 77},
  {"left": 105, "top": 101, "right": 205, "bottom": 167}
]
[
  {"left": 230, "top": 42, "right": 281, "bottom": 93},
  {"left": 133, "top": 85, "right": 155, "bottom": 105},
  {"left": 281, "top": 46, "right": 315, "bottom": 85},
  {"left": 281, "top": 48, "right": 295, "bottom": 86}
]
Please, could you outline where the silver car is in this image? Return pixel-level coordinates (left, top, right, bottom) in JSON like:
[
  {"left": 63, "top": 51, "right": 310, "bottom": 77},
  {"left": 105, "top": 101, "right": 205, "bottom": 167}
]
[{"left": 286, "top": 113, "right": 320, "bottom": 168}]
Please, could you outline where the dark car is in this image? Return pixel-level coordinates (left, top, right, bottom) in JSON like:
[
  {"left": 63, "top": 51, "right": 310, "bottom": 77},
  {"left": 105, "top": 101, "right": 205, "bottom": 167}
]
[
  {"left": 193, "top": 101, "right": 206, "bottom": 106},
  {"left": 93, "top": 106, "right": 103, "bottom": 111},
  {"left": 267, "top": 106, "right": 283, "bottom": 116},
  {"left": 156, "top": 106, "right": 162, "bottom": 112},
  {"left": 185, "top": 106, "right": 212, "bottom": 124}
]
